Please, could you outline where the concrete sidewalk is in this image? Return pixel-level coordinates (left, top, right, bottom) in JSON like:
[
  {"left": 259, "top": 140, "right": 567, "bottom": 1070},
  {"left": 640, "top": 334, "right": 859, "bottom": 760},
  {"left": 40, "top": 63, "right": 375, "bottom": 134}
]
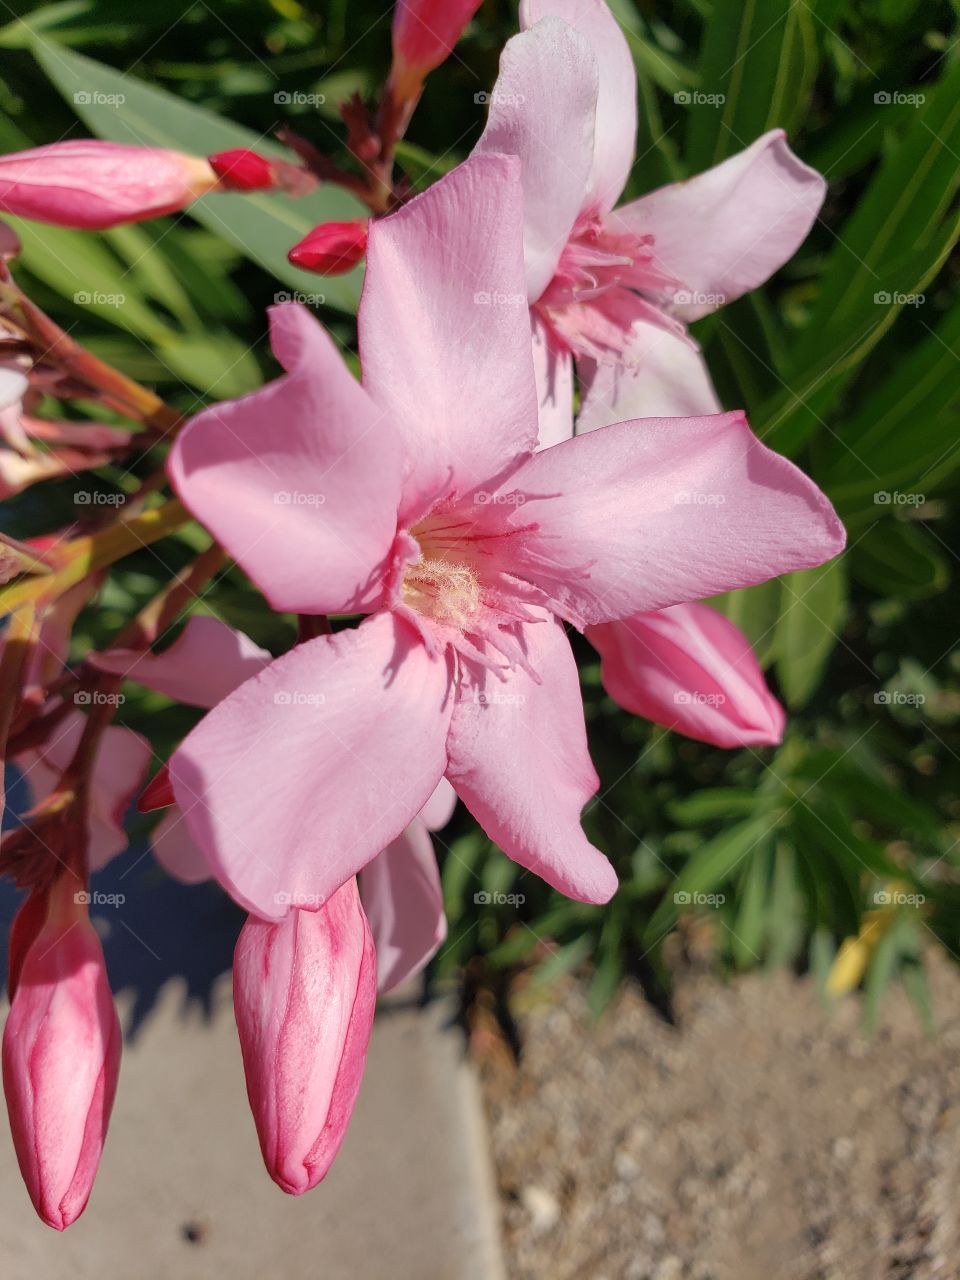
[{"left": 0, "top": 975, "right": 505, "bottom": 1280}]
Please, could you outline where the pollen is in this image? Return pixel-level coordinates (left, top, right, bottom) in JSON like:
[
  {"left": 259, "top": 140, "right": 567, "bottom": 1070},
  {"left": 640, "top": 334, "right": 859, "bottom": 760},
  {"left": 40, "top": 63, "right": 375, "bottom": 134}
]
[{"left": 402, "top": 554, "right": 481, "bottom": 628}]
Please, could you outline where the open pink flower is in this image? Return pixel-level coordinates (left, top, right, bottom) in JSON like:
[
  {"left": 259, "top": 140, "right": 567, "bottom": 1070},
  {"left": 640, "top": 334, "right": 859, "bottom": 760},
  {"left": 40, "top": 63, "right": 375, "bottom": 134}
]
[
  {"left": 163, "top": 154, "right": 842, "bottom": 922},
  {"left": 472, "top": 0, "right": 826, "bottom": 440}
]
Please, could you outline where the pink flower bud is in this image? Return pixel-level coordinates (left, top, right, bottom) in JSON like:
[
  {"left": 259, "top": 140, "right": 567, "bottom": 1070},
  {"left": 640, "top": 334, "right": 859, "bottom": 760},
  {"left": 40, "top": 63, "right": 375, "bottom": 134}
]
[
  {"left": 233, "top": 879, "right": 376, "bottom": 1195},
  {"left": 2, "top": 881, "right": 121, "bottom": 1230},
  {"left": 287, "top": 219, "right": 368, "bottom": 275},
  {"left": 391, "top": 0, "right": 483, "bottom": 90},
  {"left": 207, "top": 148, "right": 277, "bottom": 192},
  {"left": 0, "top": 140, "right": 217, "bottom": 230}
]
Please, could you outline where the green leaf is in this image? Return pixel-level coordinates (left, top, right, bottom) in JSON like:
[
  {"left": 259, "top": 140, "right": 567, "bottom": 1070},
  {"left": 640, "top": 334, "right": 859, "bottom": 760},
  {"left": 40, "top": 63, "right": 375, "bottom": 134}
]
[
  {"left": 774, "top": 559, "right": 847, "bottom": 708},
  {"left": 32, "top": 39, "right": 366, "bottom": 313},
  {"left": 667, "top": 788, "right": 759, "bottom": 825},
  {"left": 686, "top": 0, "right": 817, "bottom": 172},
  {"left": 731, "top": 839, "right": 772, "bottom": 967},
  {"left": 849, "top": 521, "right": 949, "bottom": 600}
]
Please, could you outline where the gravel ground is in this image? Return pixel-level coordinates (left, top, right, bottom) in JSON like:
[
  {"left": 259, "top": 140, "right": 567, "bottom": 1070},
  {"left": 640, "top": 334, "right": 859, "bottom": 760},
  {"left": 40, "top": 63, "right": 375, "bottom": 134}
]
[{"left": 478, "top": 950, "right": 960, "bottom": 1280}]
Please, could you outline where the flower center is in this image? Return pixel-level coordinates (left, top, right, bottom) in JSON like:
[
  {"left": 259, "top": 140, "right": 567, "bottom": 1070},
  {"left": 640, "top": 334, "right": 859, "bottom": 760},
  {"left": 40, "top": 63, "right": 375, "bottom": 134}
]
[{"left": 402, "top": 551, "right": 481, "bottom": 627}]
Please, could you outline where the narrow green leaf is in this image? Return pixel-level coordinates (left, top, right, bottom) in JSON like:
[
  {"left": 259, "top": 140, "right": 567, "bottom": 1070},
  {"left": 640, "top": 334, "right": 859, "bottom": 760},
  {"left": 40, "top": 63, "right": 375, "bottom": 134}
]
[{"left": 775, "top": 559, "right": 847, "bottom": 708}]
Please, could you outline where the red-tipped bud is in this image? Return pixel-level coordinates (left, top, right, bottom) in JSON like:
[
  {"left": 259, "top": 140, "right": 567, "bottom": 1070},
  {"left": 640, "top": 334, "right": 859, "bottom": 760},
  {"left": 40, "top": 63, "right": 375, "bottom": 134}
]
[
  {"left": 288, "top": 219, "right": 368, "bottom": 275},
  {"left": 0, "top": 140, "right": 217, "bottom": 230},
  {"left": 390, "top": 0, "right": 483, "bottom": 94},
  {"left": 207, "top": 148, "right": 277, "bottom": 192},
  {"left": 233, "top": 880, "right": 376, "bottom": 1195},
  {"left": 2, "top": 878, "right": 121, "bottom": 1230}
]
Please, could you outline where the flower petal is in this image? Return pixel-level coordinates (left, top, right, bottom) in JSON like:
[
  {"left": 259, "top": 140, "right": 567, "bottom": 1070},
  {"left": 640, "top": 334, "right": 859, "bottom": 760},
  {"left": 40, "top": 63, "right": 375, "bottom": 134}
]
[
  {"left": 587, "top": 603, "right": 785, "bottom": 747},
  {"left": 419, "top": 776, "right": 458, "bottom": 831},
  {"left": 576, "top": 325, "right": 721, "bottom": 431},
  {"left": 359, "top": 154, "right": 539, "bottom": 517},
  {"left": 167, "top": 304, "right": 402, "bottom": 615},
  {"left": 445, "top": 615, "right": 616, "bottom": 904},
  {"left": 532, "top": 314, "right": 575, "bottom": 447},
  {"left": 150, "top": 808, "right": 212, "bottom": 884},
  {"left": 474, "top": 18, "right": 598, "bottom": 301},
  {"left": 360, "top": 821, "right": 447, "bottom": 993},
  {"left": 493, "top": 412, "right": 846, "bottom": 625},
  {"left": 521, "top": 0, "right": 636, "bottom": 215},
  {"left": 608, "top": 129, "right": 826, "bottom": 320},
  {"left": 169, "top": 612, "right": 453, "bottom": 921},
  {"left": 91, "top": 615, "right": 272, "bottom": 709}
]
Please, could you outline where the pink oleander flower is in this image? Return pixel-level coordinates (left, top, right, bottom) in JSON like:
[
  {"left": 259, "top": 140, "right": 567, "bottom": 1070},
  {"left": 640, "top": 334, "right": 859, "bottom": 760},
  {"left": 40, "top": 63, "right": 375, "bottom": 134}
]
[
  {"left": 95, "top": 616, "right": 451, "bottom": 990},
  {"left": 472, "top": 0, "right": 827, "bottom": 440},
  {"left": 232, "top": 878, "right": 377, "bottom": 1194},
  {"left": 390, "top": 0, "right": 485, "bottom": 95},
  {"left": 288, "top": 219, "right": 369, "bottom": 276},
  {"left": 162, "top": 153, "right": 843, "bottom": 923},
  {"left": 2, "top": 876, "right": 122, "bottom": 1229}
]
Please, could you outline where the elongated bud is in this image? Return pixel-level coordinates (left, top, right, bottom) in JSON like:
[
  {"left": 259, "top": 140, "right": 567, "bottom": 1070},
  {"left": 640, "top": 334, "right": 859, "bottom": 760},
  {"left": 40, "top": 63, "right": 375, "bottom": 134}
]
[
  {"left": 207, "top": 148, "right": 277, "bottom": 192},
  {"left": 586, "top": 602, "right": 785, "bottom": 748},
  {"left": 233, "top": 880, "right": 376, "bottom": 1195},
  {"left": 390, "top": 0, "right": 484, "bottom": 95},
  {"left": 2, "top": 878, "right": 121, "bottom": 1230},
  {"left": 0, "top": 140, "right": 218, "bottom": 230},
  {"left": 288, "top": 219, "right": 368, "bottom": 275}
]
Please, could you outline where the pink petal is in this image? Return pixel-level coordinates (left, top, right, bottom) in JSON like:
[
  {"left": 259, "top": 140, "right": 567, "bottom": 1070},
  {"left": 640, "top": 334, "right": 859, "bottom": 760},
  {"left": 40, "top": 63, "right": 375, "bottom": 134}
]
[
  {"left": 587, "top": 602, "right": 785, "bottom": 747},
  {"left": 360, "top": 821, "right": 447, "bottom": 992},
  {"left": 532, "top": 315, "right": 575, "bottom": 447},
  {"left": 150, "top": 808, "right": 211, "bottom": 884},
  {"left": 169, "top": 613, "right": 453, "bottom": 921},
  {"left": 359, "top": 154, "right": 539, "bottom": 519},
  {"left": 167, "top": 304, "right": 403, "bottom": 615},
  {"left": 419, "top": 776, "right": 458, "bottom": 831},
  {"left": 576, "top": 324, "right": 721, "bottom": 431},
  {"left": 609, "top": 129, "right": 826, "bottom": 321},
  {"left": 445, "top": 613, "right": 617, "bottom": 904},
  {"left": 91, "top": 615, "right": 272, "bottom": 709},
  {"left": 521, "top": 0, "right": 636, "bottom": 215},
  {"left": 493, "top": 412, "right": 846, "bottom": 625},
  {"left": 474, "top": 19, "right": 598, "bottom": 301}
]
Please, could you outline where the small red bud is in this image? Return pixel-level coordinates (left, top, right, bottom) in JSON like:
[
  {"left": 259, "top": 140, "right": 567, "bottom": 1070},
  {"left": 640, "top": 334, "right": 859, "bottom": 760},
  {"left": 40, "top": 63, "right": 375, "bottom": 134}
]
[
  {"left": 138, "top": 762, "right": 175, "bottom": 813},
  {"left": 288, "top": 220, "right": 369, "bottom": 276},
  {"left": 208, "top": 149, "right": 277, "bottom": 192}
]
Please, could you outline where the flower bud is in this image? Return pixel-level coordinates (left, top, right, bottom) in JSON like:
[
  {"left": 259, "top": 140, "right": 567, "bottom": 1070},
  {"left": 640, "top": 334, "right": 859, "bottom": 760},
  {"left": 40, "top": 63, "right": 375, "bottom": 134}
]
[
  {"left": 0, "top": 140, "right": 217, "bottom": 229},
  {"left": 233, "top": 879, "right": 376, "bottom": 1195},
  {"left": 391, "top": 0, "right": 484, "bottom": 92},
  {"left": 2, "top": 879, "right": 121, "bottom": 1230},
  {"left": 586, "top": 602, "right": 785, "bottom": 748},
  {"left": 287, "top": 219, "right": 368, "bottom": 275},
  {"left": 207, "top": 148, "right": 277, "bottom": 192}
]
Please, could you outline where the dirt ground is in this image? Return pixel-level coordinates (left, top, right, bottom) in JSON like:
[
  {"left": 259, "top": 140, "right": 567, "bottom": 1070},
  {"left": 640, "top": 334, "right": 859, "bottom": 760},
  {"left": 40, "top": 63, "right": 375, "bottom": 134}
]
[{"left": 478, "top": 950, "right": 960, "bottom": 1280}]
